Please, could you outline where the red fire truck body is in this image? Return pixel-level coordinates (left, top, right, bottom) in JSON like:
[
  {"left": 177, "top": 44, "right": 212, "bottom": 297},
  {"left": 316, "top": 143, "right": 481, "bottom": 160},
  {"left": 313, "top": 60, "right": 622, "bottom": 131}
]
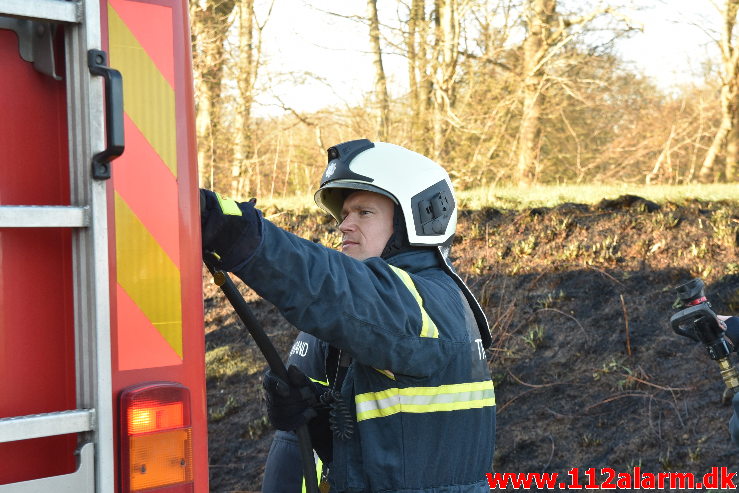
[{"left": 0, "top": 1, "right": 209, "bottom": 491}]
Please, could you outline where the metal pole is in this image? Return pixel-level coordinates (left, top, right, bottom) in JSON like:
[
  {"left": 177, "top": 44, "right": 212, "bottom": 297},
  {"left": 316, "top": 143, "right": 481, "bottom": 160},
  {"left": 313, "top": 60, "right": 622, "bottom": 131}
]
[{"left": 205, "top": 262, "right": 320, "bottom": 493}]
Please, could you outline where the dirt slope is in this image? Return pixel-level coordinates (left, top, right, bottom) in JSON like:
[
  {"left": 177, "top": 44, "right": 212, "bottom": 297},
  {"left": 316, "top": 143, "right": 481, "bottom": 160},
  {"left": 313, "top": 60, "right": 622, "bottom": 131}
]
[{"left": 204, "top": 196, "right": 739, "bottom": 492}]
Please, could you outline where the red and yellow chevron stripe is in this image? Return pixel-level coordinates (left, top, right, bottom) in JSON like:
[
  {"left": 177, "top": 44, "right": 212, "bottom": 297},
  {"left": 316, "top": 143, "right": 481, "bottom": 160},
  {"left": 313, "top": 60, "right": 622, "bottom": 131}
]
[{"left": 108, "top": 0, "right": 183, "bottom": 370}]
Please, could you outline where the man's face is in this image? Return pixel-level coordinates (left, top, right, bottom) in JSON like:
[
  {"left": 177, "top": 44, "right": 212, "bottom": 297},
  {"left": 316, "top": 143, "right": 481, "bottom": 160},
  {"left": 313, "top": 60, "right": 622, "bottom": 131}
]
[{"left": 339, "top": 191, "right": 395, "bottom": 261}]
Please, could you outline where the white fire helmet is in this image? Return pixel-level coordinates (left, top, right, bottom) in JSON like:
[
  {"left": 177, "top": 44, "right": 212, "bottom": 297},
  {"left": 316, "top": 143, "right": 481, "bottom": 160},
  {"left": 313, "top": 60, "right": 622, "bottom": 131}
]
[{"left": 314, "top": 139, "right": 457, "bottom": 248}]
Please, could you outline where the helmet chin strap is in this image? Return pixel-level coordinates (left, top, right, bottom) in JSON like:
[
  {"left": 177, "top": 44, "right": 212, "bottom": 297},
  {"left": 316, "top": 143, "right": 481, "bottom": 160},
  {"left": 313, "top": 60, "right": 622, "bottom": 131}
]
[{"left": 381, "top": 204, "right": 413, "bottom": 259}]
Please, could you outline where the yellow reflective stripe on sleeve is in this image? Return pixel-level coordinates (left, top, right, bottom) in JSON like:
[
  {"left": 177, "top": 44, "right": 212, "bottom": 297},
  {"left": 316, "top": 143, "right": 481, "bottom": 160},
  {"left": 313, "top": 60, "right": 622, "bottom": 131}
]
[
  {"left": 309, "top": 377, "right": 329, "bottom": 386},
  {"left": 388, "top": 266, "right": 438, "bottom": 338},
  {"left": 215, "top": 192, "right": 242, "bottom": 216},
  {"left": 355, "top": 380, "right": 495, "bottom": 422}
]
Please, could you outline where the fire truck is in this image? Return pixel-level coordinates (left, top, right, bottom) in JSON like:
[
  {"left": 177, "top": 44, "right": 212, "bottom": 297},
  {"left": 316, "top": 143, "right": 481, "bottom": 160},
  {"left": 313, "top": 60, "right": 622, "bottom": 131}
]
[{"left": 0, "top": 1, "right": 209, "bottom": 491}]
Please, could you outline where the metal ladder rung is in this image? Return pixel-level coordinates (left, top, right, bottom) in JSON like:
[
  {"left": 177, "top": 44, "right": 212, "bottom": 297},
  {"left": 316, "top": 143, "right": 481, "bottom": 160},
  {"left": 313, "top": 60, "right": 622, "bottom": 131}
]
[
  {"left": 0, "top": 409, "right": 95, "bottom": 443},
  {"left": 0, "top": 443, "right": 95, "bottom": 493},
  {"left": 0, "top": 206, "right": 89, "bottom": 227},
  {"left": 0, "top": 0, "right": 81, "bottom": 24}
]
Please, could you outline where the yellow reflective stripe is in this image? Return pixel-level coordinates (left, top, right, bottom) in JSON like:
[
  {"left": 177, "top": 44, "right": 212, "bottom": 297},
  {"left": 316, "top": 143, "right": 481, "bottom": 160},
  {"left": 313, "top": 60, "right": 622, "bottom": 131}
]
[
  {"left": 420, "top": 310, "right": 438, "bottom": 338},
  {"left": 355, "top": 385, "right": 399, "bottom": 405},
  {"left": 356, "top": 394, "right": 496, "bottom": 421},
  {"left": 355, "top": 380, "right": 495, "bottom": 422},
  {"left": 374, "top": 368, "right": 396, "bottom": 380},
  {"left": 108, "top": 5, "right": 177, "bottom": 176},
  {"left": 115, "top": 193, "right": 183, "bottom": 357},
  {"left": 309, "top": 377, "right": 329, "bottom": 386},
  {"left": 358, "top": 403, "right": 402, "bottom": 421},
  {"left": 215, "top": 192, "right": 242, "bottom": 216},
  {"left": 355, "top": 380, "right": 493, "bottom": 403},
  {"left": 388, "top": 266, "right": 438, "bottom": 338},
  {"left": 356, "top": 390, "right": 495, "bottom": 421},
  {"left": 302, "top": 453, "right": 323, "bottom": 493}
]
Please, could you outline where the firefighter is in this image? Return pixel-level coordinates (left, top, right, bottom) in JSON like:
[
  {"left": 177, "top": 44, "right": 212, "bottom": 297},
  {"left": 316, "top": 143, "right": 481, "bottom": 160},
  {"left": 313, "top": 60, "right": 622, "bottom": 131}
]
[{"left": 200, "top": 139, "right": 496, "bottom": 492}]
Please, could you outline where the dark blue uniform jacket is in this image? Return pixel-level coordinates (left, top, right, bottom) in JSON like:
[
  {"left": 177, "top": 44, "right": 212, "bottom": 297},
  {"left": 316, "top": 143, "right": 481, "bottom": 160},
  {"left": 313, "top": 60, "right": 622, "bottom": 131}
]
[{"left": 236, "top": 219, "right": 496, "bottom": 492}]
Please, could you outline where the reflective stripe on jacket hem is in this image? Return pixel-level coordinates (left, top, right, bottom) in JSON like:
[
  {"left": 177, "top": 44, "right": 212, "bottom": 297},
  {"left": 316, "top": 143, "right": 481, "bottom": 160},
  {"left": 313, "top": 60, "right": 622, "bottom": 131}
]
[{"left": 355, "top": 380, "right": 495, "bottom": 422}]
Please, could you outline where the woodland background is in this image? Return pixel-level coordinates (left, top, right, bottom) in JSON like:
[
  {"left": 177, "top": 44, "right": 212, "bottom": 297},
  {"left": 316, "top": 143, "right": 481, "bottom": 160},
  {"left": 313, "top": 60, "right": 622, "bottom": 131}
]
[
  {"left": 189, "top": 0, "right": 739, "bottom": 199},
  {"left": 190, "top": 2, "right": 739, "bottom": 489}
]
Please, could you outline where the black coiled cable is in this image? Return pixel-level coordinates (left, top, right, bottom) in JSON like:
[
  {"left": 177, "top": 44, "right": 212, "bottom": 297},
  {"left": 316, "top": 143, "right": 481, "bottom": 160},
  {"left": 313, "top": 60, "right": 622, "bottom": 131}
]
[{"left": 320, "top": 389, "right": 354, "bottom": 440}]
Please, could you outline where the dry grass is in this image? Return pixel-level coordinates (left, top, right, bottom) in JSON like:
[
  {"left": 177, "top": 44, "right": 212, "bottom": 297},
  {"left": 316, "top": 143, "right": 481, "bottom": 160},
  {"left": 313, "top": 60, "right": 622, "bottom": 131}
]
[{"left": 258, "top": 184, "right": 739, "bottom": 213}]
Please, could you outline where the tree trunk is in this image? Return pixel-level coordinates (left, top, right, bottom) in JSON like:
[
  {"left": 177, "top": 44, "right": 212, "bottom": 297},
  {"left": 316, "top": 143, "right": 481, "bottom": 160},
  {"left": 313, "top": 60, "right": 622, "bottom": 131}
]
[
  {"left": 407, "top": 0, "right": 432, "bottom": 154},
  {"left": 727, "top": 107, "right": 739, "bottom": 180},
  {"left": 515, "top": 0, "right": 619, "bottom": 184},
  {"left": 698, "top": 0, "right": 739, "bottom": 182},
  {"left": 517, "top": 84, "right": 543, "bottom": 184},
  {"left": 432, "top": 0, "right": 459, "bottom": 158},
  {"left": 367, "top": 0, "right": 390, "bottom": 141},
  {"left": 700, "top": 96, "right": 734, "bottom": 182},
  {"left": 232, "top": 0, "right": 257, "bottom": 197},
  {"left": 190, "top": 0, "right": 237, "bottom": 189},
  {"left": 407, "top": 0, "right": 421, "bottom": 143},
  {"left": 516, "top": 0, "right": 555, "bottom": 185}
]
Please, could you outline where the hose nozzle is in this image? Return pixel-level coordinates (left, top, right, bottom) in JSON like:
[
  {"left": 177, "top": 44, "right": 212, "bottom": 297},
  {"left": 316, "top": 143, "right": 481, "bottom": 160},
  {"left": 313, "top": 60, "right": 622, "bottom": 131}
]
[{"left": 718, "top": 357, "right": 739, "bottom": 394}]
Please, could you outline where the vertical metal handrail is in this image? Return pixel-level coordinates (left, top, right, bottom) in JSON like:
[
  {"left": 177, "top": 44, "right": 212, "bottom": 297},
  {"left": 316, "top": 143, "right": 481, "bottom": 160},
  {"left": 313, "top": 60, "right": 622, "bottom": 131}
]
[{"left": 65, "top": 1, "right": 115, "bottom": 492}]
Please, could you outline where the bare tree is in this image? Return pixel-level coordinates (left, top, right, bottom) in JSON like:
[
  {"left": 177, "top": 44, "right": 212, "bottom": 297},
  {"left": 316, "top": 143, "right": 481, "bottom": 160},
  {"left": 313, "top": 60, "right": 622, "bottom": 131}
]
[
  {"left": 183, "top": 0, "right": 720, "bottom": 194},
  {"left": 516, "top": 0, "right": 555, "bottom": 185},
  {"left": 431, "top": 0, "right": 462, "bottom": 158},
  {"left": 406, "top": 0, "right": 433, "bottom": 153},
  {"left": 515, "top": 0, "right": 630, "bottom": 184},
  {"left": 368, "top": 0, "right": 391, "bottom": 140},
  {"left": 402, "top": 0, "right": 463, "bottom": 157},
  {"left": 699, "top": 0, "right": 739, "bottom": 182},
  {"left": 231, "top": 0, "right": 272, "bottom": 197},
  {"left": 190, "top": 0, "right": 237, "bottom": 188}
]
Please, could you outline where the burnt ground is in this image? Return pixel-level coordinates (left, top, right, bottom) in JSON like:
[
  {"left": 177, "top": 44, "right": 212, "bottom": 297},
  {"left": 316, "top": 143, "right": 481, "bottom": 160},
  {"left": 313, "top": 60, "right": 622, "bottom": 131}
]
[{"left": 203, "top": 196, "right": 739, "bottom": 492}]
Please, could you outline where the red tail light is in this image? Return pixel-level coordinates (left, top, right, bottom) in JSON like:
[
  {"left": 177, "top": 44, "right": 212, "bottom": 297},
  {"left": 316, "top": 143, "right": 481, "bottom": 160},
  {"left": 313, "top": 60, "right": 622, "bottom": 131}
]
[{"left": 120, "top": 382, "right": 194, "bottom": 493}]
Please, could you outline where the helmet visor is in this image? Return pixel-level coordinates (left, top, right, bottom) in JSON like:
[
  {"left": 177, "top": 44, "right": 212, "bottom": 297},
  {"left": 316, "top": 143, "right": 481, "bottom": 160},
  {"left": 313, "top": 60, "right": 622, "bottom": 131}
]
[{"left": 314, "top": 181, "right": 398, "bottom": 223}]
